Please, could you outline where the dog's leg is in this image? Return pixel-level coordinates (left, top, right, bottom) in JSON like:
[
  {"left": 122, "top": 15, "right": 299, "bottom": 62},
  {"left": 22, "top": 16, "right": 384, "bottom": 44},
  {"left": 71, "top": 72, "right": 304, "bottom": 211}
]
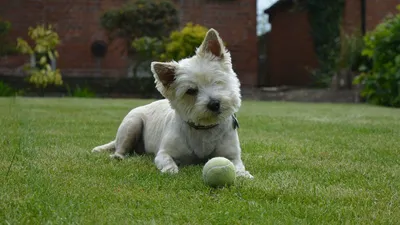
[
  {"left": 215, "top": 131, "right": 254, "bottom": 179},
  {"left": 154, "top": 150, "right": 179, "bottom": 174},
  {"left": 92, "top": 140, "right": 115, "bottom": 153},
  {"left": 111, "top": 117, "right": 143, "bottom": 160},
  {"left": 230, "top": 156, "right": 254, "bottom": 179}
]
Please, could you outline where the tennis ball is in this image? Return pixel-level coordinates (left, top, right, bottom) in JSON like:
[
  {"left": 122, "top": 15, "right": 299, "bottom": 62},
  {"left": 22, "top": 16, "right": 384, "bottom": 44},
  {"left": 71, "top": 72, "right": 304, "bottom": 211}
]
[{"left": 202, "top": 157, "right": 236, "bottom": 188}]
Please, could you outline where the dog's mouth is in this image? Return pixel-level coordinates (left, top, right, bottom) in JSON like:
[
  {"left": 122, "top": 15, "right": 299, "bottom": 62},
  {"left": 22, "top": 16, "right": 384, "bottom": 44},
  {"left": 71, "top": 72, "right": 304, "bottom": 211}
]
[
  {"left": 186, "top": 121, "right": 219, "bottom": 130},
  {"left": 194, "top": 110, "right": 229, "bottom": 125}
]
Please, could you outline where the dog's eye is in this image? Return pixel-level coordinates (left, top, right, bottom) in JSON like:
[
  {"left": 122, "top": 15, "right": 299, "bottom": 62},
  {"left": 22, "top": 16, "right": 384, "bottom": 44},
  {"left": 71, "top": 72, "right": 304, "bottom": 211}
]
[{"left": 186, "top": 88, "right": 198, "bottom": 96}]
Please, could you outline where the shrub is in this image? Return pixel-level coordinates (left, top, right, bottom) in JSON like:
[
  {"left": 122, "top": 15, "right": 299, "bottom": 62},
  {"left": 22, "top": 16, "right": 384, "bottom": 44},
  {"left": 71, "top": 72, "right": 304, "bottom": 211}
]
[
  {"left": 16, "top": 24, "right": 62, "bottom": 88},
  {"left": 130, "top": 23, "right": 209, "bottom": 77},
  {"left": 353, "top": 5, "right": 400, "bottom": 107},
  {"left": 131, "top": 36, "right": 164, "bottom": 75},
  {"left": 161, "top": 23, "right": 208, "bottom": 61},
  {"left": 336, "top": 32, "right": 365, "bottom": 72},
  {"left": 101, "top": 0, "right": 179, "bottom": 80},
  {"left": 66, "top": 85, "right": 96, "bottom": 98},
  {"left": 0, "top": 81, "right": 16, "bottom": 96},
  {"left": 100, "top": 0, "right": 178, "bottom": 50}
]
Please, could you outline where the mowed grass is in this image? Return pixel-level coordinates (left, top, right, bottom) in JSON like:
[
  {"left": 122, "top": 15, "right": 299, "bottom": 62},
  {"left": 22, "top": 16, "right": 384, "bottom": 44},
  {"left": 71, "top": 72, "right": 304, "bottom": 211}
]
[{"left": 1, "top": 97, "right": 399, "bottom": 224}]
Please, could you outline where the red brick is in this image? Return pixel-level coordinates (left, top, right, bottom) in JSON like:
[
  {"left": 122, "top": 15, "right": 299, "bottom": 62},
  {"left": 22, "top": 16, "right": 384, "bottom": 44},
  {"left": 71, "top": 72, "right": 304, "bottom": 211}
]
[
  {"left": 265, "top": 6, "right": 318, "bottom": 87},
  {"left": 0, "top": 0, "right": 258, "bottom": 86},
  {"left": 366, "top": 0, "right": 400, "bottom": 31},
  {"left": 262, "top": 0, "right": 400, "bottom": 87}
]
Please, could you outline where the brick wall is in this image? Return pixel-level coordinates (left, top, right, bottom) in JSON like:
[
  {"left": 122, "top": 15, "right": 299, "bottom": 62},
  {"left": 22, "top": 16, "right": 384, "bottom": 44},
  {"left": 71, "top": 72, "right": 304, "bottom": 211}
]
[
  {"left": 0, "top": 0, "right": 128, "bottom": 78},
  {"left": 342, "top": 0, "right": 362, "bottom": 34},
  {"left": 366, "top": 0, "right": 400, "bottom": 31},
  {"left": 174, "top": 0, "right": 258, "bottom": 86},
  {"left": 264, "top": 4, "right": 318, "bottom": 87},
  {"left": 342, "top": 0, "right": 400, "bottom": 34},
  {"left": 262, "top": 0, "right": 400, "bottom": 87},
  {"left": 0, "top": 0, "right": 258, "bottom": 87}
]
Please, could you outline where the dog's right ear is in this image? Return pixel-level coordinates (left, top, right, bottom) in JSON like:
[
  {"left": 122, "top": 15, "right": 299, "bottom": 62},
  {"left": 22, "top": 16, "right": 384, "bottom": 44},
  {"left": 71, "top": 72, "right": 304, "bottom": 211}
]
[
  {"left": 196, "top": 28, "right": 225, "bottom": 59},
  {"left": 151, "top": 62, "right": 178, "bottom": 86}
]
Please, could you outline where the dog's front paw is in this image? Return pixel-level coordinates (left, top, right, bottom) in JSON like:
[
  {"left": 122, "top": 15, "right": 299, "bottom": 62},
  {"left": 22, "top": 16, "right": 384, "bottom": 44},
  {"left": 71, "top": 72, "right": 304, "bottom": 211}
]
[
  {"left": 160, "top": 164, "right": 179, "bottom": 174},
  {"left": 110, "top": 153, "right": 125, "bottom": 160},
  {"left": 92, "top": 147, "right": 102, "bottom": 153},
  {"left": 236, "top": 170, "right": 254, "bottom": 179}
]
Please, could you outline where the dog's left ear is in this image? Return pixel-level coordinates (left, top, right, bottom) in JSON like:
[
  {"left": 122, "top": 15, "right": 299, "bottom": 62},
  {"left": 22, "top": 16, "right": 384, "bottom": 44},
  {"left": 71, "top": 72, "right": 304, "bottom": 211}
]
[
  {"left": 151, "top": 61, "right": 178, "bottom": 86},
  {"left": 196, "top": 28, "right": 225, "bottom": 59}
]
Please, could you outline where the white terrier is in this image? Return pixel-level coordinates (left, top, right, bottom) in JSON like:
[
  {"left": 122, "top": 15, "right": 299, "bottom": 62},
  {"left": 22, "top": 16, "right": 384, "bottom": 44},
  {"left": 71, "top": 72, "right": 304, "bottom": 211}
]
[{"left": 92, "top": 28, "right": 253, "bottom": 178}]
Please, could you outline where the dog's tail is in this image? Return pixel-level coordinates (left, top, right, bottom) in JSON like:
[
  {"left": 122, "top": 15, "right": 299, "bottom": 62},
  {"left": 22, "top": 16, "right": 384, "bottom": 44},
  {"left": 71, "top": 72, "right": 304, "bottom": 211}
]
[{"left": 92, "top": 140, "right": 116, "bottom": 153}]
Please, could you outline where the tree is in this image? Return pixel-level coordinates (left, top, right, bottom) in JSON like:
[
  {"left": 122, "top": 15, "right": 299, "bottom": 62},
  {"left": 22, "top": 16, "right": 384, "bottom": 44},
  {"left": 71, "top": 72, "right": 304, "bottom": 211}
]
[{"left": 100, "top": 0, "right": 179, "bottom": 55}]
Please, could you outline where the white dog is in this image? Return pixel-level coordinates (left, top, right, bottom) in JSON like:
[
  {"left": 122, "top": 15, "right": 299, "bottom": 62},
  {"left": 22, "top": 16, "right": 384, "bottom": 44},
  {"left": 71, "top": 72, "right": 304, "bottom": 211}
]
[{"left": 92, "top": 28, "right": 253, "bottom": 178}]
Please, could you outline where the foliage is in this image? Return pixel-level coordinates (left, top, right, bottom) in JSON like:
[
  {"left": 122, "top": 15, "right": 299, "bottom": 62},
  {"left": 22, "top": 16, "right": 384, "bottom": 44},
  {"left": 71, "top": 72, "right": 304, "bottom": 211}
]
[
  {"left": 16, "top": 24, "right": 62, "bottom": 88},
  {"left": 161, "top": 23, "right": 208, "bottom": 61},
  {"left": 354, "top": 5, "right": 400, "bottom": 107},
  {"left": 336, "top": 32, "right": 365, "bottom": 72},
  {"left": 0, "top": 81, "right": 16, "bottom": 96},
  {"left": 131, "top": 36, "right": 165, "bottom": 75},
  {"left": 132, "top": 37, "right": 164, "bottom": 61},
  {"left": 115, "top": 77, "right": 159, "bottom": 97},
  {"left": 295, "top": 0, "right": 345, "bottom": 86},
  {"left": 100, "top": 0, "right": 179, "bottom": 50},
  {"left": 0, "top": 17, "right": 17, "bottom": 56},
  {"left": 130, "top": 23, "right": 208, "bottom": 77},
  {"left": 66, "top": 85, "right": 96, "bottom": 98}
]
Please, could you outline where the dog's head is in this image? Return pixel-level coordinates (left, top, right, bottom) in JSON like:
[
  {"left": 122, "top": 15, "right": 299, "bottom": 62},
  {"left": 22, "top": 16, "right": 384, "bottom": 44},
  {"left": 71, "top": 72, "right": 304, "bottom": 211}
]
[{"left": 151, "top": 28, "right": 241, "bottom": 126}]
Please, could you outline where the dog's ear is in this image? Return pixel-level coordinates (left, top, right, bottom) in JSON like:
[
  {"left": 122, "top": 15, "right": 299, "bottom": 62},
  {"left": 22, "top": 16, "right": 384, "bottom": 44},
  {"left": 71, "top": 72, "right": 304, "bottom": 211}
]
[
  {"left": 196, "top": 28, "right": 225, "bottom": 58},
  {"left": 151, "top": 62, "right": 178, "bottom": 86}
]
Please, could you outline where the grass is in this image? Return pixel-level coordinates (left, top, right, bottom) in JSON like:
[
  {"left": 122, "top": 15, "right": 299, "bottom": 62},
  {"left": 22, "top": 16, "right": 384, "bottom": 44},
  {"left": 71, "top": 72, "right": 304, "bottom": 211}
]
[{"left": 1, "top": 97, "right": 399, "bottom": 224}]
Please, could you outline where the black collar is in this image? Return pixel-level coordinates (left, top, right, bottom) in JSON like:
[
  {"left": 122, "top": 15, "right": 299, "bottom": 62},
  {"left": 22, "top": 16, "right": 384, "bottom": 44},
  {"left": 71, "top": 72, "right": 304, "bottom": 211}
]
[{"left": 187, "top": 114, "right": 239, "bottom": 130}]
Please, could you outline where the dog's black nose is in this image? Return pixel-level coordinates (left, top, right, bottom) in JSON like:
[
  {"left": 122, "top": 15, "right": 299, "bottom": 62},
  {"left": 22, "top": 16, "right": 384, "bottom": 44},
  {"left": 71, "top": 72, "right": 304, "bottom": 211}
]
[{"left": 207, "top": 99, "right": 220, "bottom": 112}]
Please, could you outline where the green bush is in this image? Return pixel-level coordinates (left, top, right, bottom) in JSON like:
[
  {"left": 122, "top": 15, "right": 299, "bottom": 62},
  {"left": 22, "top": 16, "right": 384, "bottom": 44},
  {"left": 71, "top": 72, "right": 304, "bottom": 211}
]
[
  {"left": 130, "top": 23, "right": 208, "bottom": 78},
  {"left": 66, "top": 85, "right": 96, "bottom": 98},
  {"left": 16, "top": 24, "right": 62, "bottom": 88},
  {"left": 295, "top": 0, "right": 345, "bottom": 87},
  {"left": 353, "top": 5, "right": 400, "bottom": 107},
  {"left": 131, "top": 36, "right": 164, "bottom": 75},
  {"left": 0, "top": 81, "right": 16, "bottom": 96},
  {"left": 161, "top": 23, "right": 208, "bottom": 61},
  {"left": 336, "top": 32, "right": 365, "bottom": 72},
  {"left": 100, "top": 0, "right": 179, "bottom": 42}
]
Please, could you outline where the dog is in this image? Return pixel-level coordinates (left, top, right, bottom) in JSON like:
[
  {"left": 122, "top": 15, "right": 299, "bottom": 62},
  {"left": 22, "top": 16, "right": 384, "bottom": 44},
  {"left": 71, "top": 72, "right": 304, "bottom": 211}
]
[{"left": 92, "top": 28, "right": 253, "bottom": 178}]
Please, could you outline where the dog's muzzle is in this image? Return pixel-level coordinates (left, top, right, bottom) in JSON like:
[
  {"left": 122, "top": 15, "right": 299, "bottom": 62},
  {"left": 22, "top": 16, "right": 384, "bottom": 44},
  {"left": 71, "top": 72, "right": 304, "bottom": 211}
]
[{"left": 207, "top": 99, "right": 220, "bottom": 112}]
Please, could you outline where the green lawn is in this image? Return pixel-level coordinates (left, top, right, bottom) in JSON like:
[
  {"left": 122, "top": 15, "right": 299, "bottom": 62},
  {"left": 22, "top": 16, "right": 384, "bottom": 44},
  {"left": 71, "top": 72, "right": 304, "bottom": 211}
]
[{"left": 1, "top": 97, "right": 399, "bottom": 224}]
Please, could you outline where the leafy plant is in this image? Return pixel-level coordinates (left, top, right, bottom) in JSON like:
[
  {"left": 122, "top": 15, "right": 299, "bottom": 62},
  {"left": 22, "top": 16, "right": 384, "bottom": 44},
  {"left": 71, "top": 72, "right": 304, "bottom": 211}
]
[
  {"left": 0, "top": 81, "right": 16, "bottom": 96},
  {"left": 131, "top": 36, "right": 165, "bottom": 75},
  {"left": 130, "top": 23, "right": 208, "bottom": 78},
  {"left": 16, "top": 24, "right": 62, "bottom": 89},
  {"left": 100, "top": 0, "right": 179, "bottom": 55},
  {"left": 294, "top": 0, "right": 345, "bottom": 87},
  {"left": 353, "top": 5, "right": 400, "bottom": 107},
  {"left": 0, "top": 17, "right": 17, "bottom": 56},
  {"left": 66, "top": 84, "right": 96, "bottom": 98},
  {"left": 336, "top": 32, "right": 365, "bottom": 72},
  {"left": 161, "top": 23, "right": 208, "bottom": 61}
]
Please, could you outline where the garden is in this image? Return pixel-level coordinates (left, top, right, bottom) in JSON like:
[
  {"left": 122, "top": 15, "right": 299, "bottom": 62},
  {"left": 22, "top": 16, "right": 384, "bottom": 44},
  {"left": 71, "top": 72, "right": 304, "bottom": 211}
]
[
  {"left": 1, "top": 98, "right": 399, "bottom": 224},
  {"left": 0, "top": 1, "right": 400, "bottom": 224}
]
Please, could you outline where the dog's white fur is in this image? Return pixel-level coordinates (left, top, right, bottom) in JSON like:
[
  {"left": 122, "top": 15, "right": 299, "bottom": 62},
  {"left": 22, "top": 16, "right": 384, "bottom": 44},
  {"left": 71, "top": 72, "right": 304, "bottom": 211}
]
[{"left": 92, "top": 28, "right": 253, "bottom": 178}]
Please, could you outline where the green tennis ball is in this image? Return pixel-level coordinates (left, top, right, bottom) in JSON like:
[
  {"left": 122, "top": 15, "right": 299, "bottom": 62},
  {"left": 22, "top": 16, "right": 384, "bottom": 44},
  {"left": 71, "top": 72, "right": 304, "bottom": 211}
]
[{"left": 202, "top": 157, "right": 236, "bottom": 188}]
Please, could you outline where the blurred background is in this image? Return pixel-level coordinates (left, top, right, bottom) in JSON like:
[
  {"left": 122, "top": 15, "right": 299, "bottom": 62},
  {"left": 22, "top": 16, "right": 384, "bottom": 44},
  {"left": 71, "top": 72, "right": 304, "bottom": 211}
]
[{"left": 0, "top": 0, "right": 400, "bottom": 106}]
